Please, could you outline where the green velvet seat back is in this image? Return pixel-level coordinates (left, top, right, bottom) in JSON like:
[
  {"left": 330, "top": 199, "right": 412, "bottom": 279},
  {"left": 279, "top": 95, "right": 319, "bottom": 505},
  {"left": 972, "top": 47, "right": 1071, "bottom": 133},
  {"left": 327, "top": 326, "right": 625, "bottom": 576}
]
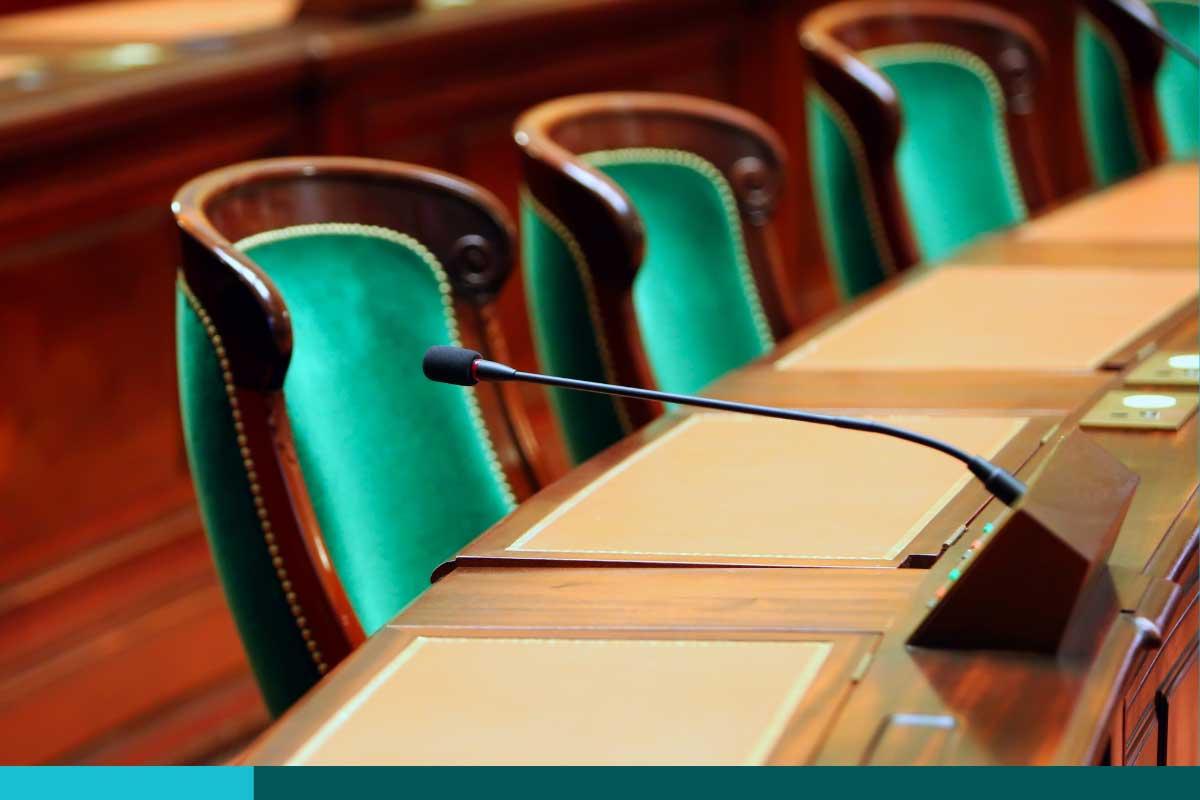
[
  {"left": 1076, "top": 14, "right": 1145, "bottom": 185},
  {"left": 178, "top": 224, "right": 515, "bottom": 715},
  {"left": 589, "top": 150, "right": 774, "bottom": 396},
  {"left": 177, "top": 294, "right": 318, "bottom": 715},
  {"left": 522, "top": 149, "right": 773, "bottom": 463},
  {"left": 1152, "top": 1, "right": 1199, "bottom": 157},
  {"left": 521, "top": 197, "right": 632, "bottom": 464},
  {"left": 806, "top": 88, "right": 895, "bottom": 299},
  {"left": 865, "top": 45, "right": 1028, "bottom": 263}
]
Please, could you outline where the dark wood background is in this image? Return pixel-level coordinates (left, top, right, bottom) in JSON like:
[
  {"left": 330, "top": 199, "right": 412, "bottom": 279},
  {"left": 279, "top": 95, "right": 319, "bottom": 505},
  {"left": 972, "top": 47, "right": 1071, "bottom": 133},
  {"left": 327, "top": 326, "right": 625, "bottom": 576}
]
[{"left": 0, "top": 0, "right": 1100, "bottom": 764}]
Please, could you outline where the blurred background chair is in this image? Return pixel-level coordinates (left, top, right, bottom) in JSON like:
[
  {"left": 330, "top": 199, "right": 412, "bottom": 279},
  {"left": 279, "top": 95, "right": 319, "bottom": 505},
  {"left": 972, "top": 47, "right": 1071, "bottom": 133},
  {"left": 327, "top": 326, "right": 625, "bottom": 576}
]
[
  {"left": 174, "top": 156, "right": 541, "bottom": 715},
  {"left": 1151, "top": 0, "right": 1200, "bottom": 157},
  {"left": 1075, "top": 0, "right": 1199, "bottom": 186},
  {"left": 515, "top": 92, "right": 796, "bottom": 465},
  {"left": 801, "top": 0, "right": 1053, "bottom": 298}
]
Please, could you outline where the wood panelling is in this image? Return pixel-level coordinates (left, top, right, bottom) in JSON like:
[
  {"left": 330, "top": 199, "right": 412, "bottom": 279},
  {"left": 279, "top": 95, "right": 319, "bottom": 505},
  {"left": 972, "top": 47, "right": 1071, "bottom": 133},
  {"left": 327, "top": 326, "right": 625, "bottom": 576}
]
[
  {"left": 0, "top": 24, "right": 306, "bottom": 764},
  {"left": 0, "top": 0, "right": 1177, "bottom": 764},
  {"left": 1163, "top": 645, "right": 1199, "bottom": 765}
]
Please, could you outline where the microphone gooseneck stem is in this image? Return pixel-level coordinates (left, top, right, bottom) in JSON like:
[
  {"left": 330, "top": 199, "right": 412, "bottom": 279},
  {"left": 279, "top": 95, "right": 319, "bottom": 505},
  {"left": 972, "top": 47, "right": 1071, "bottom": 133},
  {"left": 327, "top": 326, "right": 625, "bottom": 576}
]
[
  {"left": 1155, "top": 24, "right": 1200, "bottom": 68},
  {"left": 473, "top": 358, "right": 1027, "bottom": 507}
]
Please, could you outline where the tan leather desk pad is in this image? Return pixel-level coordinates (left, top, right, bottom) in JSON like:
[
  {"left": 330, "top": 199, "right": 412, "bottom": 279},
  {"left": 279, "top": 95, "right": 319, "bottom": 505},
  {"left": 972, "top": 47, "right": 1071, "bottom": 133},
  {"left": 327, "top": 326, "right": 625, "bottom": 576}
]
[
  {"left": 1017, "top": 162, "right": 1198, "bottom": 245},
  {"left": 470, "top": 414, "right": 1029, "bottom": 567},
  {"left": 285, "top": 632, "right": 866, "bottom": 765},
  {"left": 776, "top": 266, "right": 1196, "bottom": 372}
]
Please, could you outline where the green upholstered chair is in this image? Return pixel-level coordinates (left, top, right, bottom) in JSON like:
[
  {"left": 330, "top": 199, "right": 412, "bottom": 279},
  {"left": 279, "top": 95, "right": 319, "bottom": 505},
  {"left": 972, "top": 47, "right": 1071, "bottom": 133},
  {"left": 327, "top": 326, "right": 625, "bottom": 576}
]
[
  {"left": 1076, "top": 0, "right": 1198, "bottom": 186},
  {"left": 1153, "top": 0, "right": 1200, "bottom": 157},
  {"left": 515, "top": 93, "right": 796, "bottom": 465},
  {"left": 173, "top": 157, "right": 541, "bottom": 716},
  {"left": 801, "top": 1, "right": 1054, "bottom": 298},
  {"left": 1077, "top": 0, "right": 1165, "bottom": 186}
]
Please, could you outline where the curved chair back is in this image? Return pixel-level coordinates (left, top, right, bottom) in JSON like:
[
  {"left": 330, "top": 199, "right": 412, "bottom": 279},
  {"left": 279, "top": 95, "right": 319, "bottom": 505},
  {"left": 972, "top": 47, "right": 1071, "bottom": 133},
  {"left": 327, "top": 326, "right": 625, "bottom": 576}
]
[
  {"left": 1077, "top": 0, "right": 1168, "bottom": 185},
  {"left": 174, "top": 157, "right": 537, "bottom": 715},
  {"left": 801, "top": 1, "right": 1053, "bottom": 296},
  {"left": 1149, "top": 0, "right": 1199, "bottom": 157},
  {"left": 515, "top": 92, "right": 794, "bottom": 464},
  {"left": 1076, "top": 0, "right": 1197, "bottom": 186}
]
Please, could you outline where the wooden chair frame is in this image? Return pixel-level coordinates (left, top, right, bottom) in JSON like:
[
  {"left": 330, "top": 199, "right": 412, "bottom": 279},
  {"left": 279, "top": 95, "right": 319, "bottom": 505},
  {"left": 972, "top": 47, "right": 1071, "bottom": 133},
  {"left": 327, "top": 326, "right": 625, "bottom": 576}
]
[
  {"left": 174, "top": 156, "right": 543, "bottom": 676},
  {"left": 800, "top": 0, "right": 1055, "bottom": 270},
  {"left": 514, "top": 92, "right": 796, "bottom": 428},
  {"left": 1079, "top": 0, "right": 1170, "bottom": 168}
]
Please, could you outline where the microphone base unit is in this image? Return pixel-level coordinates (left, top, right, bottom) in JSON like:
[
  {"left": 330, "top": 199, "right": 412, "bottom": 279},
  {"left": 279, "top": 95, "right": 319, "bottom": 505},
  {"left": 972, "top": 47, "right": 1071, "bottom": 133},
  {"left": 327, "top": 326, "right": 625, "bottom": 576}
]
[{"left": 908, "top": 428, "right": 1139, "bottom": 655}]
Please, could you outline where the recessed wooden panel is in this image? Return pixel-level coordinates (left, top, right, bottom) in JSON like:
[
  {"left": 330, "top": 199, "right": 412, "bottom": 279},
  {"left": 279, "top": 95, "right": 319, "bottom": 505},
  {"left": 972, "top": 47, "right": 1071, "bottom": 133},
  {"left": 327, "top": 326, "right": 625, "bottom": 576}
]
[
  {"left": 1016, "top": 163, "right": 1198, "bottom": 246},
  {"left": 271, "top": 630, "right": 869, "bottom": 766},
  {"left": 776, "top": 267, "right": 1196, "bottom": 372}
]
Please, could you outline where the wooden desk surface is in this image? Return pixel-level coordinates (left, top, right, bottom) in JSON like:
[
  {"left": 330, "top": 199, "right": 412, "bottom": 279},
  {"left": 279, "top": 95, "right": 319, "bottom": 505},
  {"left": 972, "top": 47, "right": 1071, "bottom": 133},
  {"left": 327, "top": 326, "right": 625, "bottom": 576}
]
[
  {"left": 957, "top": 162, "right": 1199, "bottom": 269},
  {"left": 241, "top": 163, "right": 1199, "bottom": 766},
  {"left": 775, "top": 266, "right": 1194, "bottom": 372},
  {"left": 1016, "top": 162, "right": 1199, "bottom": 246}
]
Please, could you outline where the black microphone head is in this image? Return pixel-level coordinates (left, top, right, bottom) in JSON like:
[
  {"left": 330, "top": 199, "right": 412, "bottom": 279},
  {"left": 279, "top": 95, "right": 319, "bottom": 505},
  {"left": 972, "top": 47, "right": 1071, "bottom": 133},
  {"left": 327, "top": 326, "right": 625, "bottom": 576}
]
[{"left": 423, "top": 346, "right": 482, "bottom": 386}]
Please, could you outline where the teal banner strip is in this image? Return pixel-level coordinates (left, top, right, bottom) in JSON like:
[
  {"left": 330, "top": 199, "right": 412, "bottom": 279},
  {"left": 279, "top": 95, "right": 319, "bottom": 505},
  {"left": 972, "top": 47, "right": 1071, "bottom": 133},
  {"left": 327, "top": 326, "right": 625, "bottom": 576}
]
[
  {"left": 3, "top": 763, "right": 1197, "bottom": 800},
  {"left": 0, "top": 767, "right": 251, "bottom": 800},
  {"left": 254, "top": 765, "right": 1198, "bottom": 800}
]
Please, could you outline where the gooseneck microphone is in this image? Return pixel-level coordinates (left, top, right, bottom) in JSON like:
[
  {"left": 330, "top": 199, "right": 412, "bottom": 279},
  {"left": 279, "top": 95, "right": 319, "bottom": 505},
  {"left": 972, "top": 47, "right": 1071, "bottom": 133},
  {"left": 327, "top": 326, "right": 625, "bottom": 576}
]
[
  {"left": 423, "top": 346, "right": 1027, "bottom": 506},
  {"left": 1114, "top": 0, "right": 1200, "bottom": 67}
]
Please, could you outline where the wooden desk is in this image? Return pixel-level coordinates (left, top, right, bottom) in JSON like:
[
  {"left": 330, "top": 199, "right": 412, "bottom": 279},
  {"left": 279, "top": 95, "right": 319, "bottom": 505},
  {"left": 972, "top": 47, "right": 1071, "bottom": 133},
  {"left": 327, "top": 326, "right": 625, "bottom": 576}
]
[
  {"left": 240, "top": 163, "right": 1199, "bottom": 765},
  {"left": 958, "top": 163, "right": 1200, "bottom": 269}
]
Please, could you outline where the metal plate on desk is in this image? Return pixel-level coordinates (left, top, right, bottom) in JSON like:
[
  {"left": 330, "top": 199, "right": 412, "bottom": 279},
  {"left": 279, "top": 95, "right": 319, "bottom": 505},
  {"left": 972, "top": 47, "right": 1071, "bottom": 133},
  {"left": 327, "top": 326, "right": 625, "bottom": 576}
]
[
  {"left": 1080, "top": 390, "right": 1198, "bottom": 431},
  {"left": 1125, "top": 351, "right": 1200, "bottom": 388}
]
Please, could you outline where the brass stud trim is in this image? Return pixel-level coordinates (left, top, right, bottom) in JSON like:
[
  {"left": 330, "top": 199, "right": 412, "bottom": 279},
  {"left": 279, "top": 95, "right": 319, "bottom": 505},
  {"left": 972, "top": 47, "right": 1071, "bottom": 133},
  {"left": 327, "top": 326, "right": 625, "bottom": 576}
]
[
  {"left": 233, "top": 222, "right": 516, "bottom": 510},
  {"left": 862, "top": 43, "right": 1029, "bottom": 220},
  {"left": 582, "top": 147, "right": 775, "bottom": 352},
  {"left": 807, "top": 84, "right": 900, "bottom": 285},
  {"left": 179, "top": 274, "right": 328, "bottom": 676},
  {"left": 522, "top": 190, "right": 635, "bottom": 435}
]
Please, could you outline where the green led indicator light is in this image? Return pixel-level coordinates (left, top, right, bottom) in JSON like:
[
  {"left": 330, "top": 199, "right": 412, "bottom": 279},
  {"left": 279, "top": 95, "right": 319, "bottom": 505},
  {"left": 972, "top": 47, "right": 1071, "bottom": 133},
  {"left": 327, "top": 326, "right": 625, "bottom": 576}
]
[
  {"left": 947, "top": 568, "right": 961, "bottom": 581},
  {"left": 982, "top": 522, "right": 995, "bottom": 534}
]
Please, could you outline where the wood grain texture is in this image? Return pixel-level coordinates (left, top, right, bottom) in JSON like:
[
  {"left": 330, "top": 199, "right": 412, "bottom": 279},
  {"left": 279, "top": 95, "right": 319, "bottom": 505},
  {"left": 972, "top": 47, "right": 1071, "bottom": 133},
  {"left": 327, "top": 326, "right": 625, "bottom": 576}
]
[{"left": 396, "top": 565, "right": 923, "bottom": 633}]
